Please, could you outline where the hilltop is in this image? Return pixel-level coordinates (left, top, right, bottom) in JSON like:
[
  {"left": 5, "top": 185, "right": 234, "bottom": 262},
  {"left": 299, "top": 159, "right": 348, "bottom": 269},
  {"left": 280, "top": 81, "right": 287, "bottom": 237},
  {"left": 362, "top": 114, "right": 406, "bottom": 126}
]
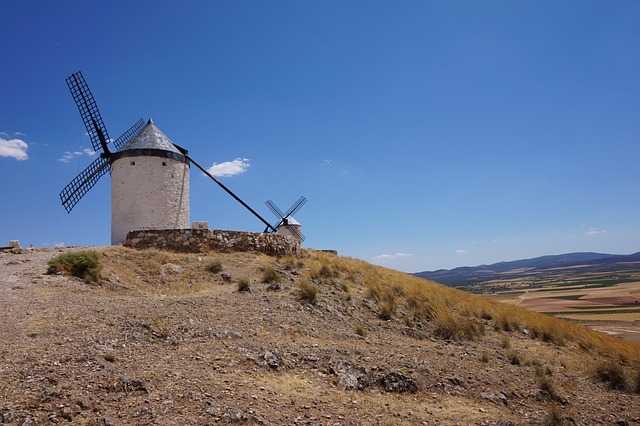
[{"left": 1, "top": 246, "right": 639, "bottom": 425}]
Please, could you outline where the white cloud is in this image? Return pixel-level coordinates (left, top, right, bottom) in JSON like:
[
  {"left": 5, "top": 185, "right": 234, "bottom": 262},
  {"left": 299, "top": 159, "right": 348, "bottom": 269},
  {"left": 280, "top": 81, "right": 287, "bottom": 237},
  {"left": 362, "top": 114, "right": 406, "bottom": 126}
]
[
  {"left": 58, "top": 148, "right": 96, "bottom": 163},
  {"left": 371, "top": 252, "right": 412, "bottom": 263},
  {"left": 586, "top": 228, "right": 606, "bottom": 236},
  {"left": 207, "top": 158, "right": 250, "bottom": 177},
  {"left": 0, "top": 136, "right": 29, "bottom": 161},
  {"left": 456, "top": 249, "right": 468, "bottom": 254}
]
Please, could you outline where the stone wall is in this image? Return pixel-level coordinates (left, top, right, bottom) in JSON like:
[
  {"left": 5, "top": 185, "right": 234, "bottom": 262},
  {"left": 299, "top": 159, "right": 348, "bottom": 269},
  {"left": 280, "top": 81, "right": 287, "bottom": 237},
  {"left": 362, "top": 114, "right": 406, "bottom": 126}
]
[{"left": 124, "top": 229, "right": 300, "bottom": 256}]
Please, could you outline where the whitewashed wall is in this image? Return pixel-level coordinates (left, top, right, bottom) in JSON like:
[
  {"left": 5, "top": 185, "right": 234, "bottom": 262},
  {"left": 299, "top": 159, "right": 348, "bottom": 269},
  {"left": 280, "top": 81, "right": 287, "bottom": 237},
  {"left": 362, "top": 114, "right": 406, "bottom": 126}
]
[{"left": 111, "top": 156, "right": 190, "bottom": 244}]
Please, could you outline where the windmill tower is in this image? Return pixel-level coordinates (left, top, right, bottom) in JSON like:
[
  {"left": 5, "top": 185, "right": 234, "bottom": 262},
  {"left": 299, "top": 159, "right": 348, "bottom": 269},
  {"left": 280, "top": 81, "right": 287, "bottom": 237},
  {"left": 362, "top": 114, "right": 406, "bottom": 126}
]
[{"left": 110, "top": 119, "right": 190, "bottom": 244}]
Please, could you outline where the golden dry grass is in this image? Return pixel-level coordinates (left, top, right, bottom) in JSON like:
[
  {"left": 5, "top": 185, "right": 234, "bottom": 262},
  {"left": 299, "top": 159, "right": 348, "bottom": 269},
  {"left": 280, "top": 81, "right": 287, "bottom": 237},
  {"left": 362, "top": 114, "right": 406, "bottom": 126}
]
[{"left": 98, "top": 246, "right": 640, "bottom": 369}]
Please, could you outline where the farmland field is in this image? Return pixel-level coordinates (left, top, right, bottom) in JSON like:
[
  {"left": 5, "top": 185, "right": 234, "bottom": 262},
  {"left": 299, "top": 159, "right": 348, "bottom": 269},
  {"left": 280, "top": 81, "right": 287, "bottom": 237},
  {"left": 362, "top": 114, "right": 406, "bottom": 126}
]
[{"left": 477, "top": 270, "right": 640, "bottom": 342}]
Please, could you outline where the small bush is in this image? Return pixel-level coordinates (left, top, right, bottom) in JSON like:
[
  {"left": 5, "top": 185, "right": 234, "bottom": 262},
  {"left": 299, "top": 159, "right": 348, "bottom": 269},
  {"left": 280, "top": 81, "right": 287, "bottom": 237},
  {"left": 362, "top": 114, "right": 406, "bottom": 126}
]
[
  {"left": 544, "top": 405, "right": 567, "bottom": 426},
  {"left": 536, "top": 366, "right": 561, "bottom": 401},
  {"left": 480, "top": 352, "right": 489, "bottom": 363},
  {"left": 593, "top": 362, "right": 628, "bottom": 391},
  {"left": 261, "top": 264, "right": 280, "bottom": 284},
  {"left": 500, "top": 335, "right": 511, "bottom": 349},
  {"left": 378, "top": 299, "right": 397, "bottom": 320},
  {"left": 433, "top": 307, "right": 485, "bottom": 341},
  {"left": 47, "top": 250, "right": 102, "bottom": 282},
  {"left": 206, "top": 260, "right": 223, "bottom": 274},
  {"left": 298, "top": 280, "right": 318, "bottom": 304},
  {"left": 237, "top": 278, "right": 251, "bottom": 293},
  {"left": 506, "top": 350, "right": 521, "bottom": 365},
  {"left": 355, "top": 324, "right": 366, "bottom": 337}
]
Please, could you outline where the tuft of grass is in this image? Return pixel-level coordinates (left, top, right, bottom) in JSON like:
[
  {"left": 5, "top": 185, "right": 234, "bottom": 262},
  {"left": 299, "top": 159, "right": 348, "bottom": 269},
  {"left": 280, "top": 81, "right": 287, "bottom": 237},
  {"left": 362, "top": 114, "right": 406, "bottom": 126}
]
[
  {"left": 433, "top": 307, "right": 485, "bottom": 341},
  {"left": 536, "top": 365, "right": 561, "bottom": 401},
  {"left": 298, "top": 280, "right": 318, "bottom": 304},
  {"left": 480, "top": 352, "right": 489, "bottom": 363},
  {"left": 206, "top": 260, "right": 223, "bottom": 274},
  {"left": 237, "top": 277, "right": 251, "bottom": 293},
  {"left": 149, "top": 316, "right": 172, "bottom": 339},
  {"left": 354, "top": 324, "right": 366, "bottom": 337},
  {"left": 544, "top": 405, "right": 567, "bottom": 426},
  {"left": 592, "top": 362, "right": 629, "bottom": 391},
  {"left": 506, "top": 350, "right": 521, "bottom": 365},
  {"left": 500, "top": 335, "right": 511, "bottom": 349},
  {"left": 261, "top": 263, "right": 280, "bottom": 284},
  {"left": 47, "top": 250, "right": 102, "bottom": 282}
]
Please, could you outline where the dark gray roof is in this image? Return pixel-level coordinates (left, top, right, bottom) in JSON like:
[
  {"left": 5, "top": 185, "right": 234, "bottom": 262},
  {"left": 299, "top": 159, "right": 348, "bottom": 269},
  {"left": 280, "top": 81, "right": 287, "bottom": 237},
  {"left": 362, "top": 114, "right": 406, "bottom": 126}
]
[
  {"left": 110, "top": 119, "right": 188, "bottom": 164},
  {"left": 116, "top": 119, "right": 181, "bottom": 154}
]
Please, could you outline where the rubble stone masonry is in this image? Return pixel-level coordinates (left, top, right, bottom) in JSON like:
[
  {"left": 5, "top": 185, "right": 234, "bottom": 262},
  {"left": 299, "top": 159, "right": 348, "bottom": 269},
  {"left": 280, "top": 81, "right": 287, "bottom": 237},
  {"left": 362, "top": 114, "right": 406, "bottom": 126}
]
[{"left": 124, "top": 229, "right": 300, "bottom": 256}]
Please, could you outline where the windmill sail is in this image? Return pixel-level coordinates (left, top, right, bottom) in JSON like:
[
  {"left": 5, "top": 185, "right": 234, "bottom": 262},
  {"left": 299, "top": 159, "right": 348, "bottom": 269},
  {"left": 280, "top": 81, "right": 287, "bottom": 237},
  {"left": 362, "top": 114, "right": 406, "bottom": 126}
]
[
  {"left": 66, "top": 71, "right": 111, "bottom": 153},
  {"left": 265, "top": 197, "right": 307, "bottom": 242},
  {"left": 60, "top": 156, "right": 110, "bottom": 213}
]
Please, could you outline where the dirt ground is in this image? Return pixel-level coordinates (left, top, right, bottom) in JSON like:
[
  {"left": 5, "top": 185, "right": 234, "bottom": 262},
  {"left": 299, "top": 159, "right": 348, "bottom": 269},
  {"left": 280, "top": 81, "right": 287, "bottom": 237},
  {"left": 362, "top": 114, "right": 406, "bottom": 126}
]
[{"left": 1, "top": 247, "right": 640, "bottom": 425}]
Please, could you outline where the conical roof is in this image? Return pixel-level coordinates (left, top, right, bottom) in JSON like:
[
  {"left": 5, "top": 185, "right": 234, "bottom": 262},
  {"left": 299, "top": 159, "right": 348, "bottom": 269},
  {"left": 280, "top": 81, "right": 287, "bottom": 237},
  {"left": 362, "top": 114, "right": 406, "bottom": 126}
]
[
  {"left": 110, "top": 119, "right": 188, "bottom": 163},
  {"left": 117, "top": 119, "right": 181, "bottom": 153}
]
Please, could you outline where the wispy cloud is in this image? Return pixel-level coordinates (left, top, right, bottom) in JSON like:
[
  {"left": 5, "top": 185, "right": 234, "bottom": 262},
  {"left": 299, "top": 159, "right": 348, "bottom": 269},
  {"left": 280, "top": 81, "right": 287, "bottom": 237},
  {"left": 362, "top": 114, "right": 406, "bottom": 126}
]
[
  {"left": 586, "top": 228, "right": 606, "bottom": 236},
  {"left": 207, "top": 158, "right": 250, "bottom": 177},
  {"left": 58, "top": 148, "right": 96, "bottom": 163},
  {"left": 0, "top": 135, "right": 29, "bottom": 161},
  {"left": 456, "top": 249, "right": 468, "bottom": 254},
  {"left": 371, "top": 252, "right": 412, "bottom": 263}
]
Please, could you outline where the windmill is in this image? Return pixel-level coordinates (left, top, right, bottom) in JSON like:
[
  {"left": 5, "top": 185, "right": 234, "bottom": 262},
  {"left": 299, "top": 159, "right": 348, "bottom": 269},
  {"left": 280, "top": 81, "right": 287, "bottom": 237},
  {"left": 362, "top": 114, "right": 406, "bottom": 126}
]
[
  {"left": 60, "top": 71, "right": 304, "bottom": 245},
  {"left": 60, "top": 71, "right": 145, "bottom": 214},
  {"left": 264, "top": 196, "right": 307, "bottom": 243}
]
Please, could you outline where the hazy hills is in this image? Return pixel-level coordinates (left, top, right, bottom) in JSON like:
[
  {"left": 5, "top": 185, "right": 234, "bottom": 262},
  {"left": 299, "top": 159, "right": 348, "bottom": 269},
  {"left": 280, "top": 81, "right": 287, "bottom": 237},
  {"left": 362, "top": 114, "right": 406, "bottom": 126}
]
[{"left": 414, "top": 251, "right": 640, "bottom": 286}]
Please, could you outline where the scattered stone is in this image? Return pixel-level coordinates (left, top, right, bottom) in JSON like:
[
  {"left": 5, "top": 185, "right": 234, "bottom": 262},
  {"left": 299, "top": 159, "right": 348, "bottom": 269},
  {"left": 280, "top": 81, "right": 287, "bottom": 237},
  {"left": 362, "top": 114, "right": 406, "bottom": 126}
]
[
  {"left": 375, "top": 372, "right": 418, "bottom": 393},
  {"left": 329, "top": 360, "right": 370, "bottom": 391},
  {"left": 250, "top": 350, "right": 284, "bottom": 370},
  {"left": 117, "top": 374, "right": 149, "bottom": 393}
]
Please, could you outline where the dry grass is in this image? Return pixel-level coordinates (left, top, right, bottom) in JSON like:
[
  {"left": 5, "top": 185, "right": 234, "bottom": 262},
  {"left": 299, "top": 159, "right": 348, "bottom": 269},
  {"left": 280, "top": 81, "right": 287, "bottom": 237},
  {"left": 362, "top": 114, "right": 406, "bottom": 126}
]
[
  {"left": 99, "top": 246, "right": 640, "bottom": 371},
  {"left": 302, "top": 250, "right": 640, "bottom": 368}
]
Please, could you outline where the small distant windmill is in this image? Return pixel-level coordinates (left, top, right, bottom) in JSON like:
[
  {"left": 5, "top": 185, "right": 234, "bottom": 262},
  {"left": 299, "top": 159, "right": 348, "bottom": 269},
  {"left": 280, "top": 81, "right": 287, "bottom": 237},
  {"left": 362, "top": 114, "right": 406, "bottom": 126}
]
[
  {"left": 60, "top": 71, "right": 306, "bottom": 244},
  {"left": 264, "top": 196, "right": 307, "bottom": 244}
]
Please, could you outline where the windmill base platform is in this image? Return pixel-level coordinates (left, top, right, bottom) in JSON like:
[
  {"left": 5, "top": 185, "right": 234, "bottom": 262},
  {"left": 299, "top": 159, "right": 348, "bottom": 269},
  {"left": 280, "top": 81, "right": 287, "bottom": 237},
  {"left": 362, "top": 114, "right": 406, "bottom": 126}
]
[{"left": 124, "top": 229, "right": 300, "bottom": 256}]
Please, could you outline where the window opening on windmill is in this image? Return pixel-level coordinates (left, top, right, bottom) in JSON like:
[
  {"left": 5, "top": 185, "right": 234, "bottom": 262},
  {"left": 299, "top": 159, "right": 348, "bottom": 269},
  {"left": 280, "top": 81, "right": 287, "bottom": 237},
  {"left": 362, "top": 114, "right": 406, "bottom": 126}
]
[
  {"left": 130, "top": 161, "right": 135, "bottom": 166},
  {"left": 162, "top": 161, "right": 167, "bottom": 166}
]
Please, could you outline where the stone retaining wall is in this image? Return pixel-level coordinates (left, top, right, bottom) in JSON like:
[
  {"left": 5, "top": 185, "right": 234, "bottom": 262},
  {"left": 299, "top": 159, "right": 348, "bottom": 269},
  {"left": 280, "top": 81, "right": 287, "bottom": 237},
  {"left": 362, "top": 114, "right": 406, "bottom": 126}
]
[{"left": 124, "top": 229, "right": 300, "bottom": 256}]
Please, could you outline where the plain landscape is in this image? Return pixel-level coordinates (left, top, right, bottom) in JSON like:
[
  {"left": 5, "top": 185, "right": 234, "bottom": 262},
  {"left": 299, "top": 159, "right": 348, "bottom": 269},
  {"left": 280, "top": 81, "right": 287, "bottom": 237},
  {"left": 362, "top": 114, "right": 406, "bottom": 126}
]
[
  {"left": 415, "top": 252, "right": 640, "bottom": 343},
  {"left": 1, "top": 246, "right": 640, "bottom": 425}
]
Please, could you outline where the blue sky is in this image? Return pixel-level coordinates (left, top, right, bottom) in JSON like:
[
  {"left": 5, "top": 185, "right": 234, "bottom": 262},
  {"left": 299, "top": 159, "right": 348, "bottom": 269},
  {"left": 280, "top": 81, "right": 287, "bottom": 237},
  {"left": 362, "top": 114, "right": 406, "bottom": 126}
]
[{"left": 1, "top": 1, "right": 639, "bottom": 272}]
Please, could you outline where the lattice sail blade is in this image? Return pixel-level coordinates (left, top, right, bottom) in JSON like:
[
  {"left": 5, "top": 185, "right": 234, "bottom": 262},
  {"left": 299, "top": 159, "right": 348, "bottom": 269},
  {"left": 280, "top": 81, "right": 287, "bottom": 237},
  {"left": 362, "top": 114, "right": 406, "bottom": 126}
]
[
  {"left": 284, "top": 196, "right": 307, "bottom": 218},
  {"left": 66, "top": 71, "right": 111, "bottom": 153},
  {"left": 113, "top": 118, "right": 145, "bottom": 150},
  {"left": 59, "top": 156, "right": 110, "bottom": 213},
  {"left": 265, "top": 199, "right": 286, "bottom": 219}
]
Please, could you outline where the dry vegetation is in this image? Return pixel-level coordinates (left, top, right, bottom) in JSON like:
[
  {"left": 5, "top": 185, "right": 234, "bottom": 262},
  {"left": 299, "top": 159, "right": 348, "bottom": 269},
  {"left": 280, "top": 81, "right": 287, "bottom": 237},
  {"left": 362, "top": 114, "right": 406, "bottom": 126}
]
[{"left": 1, "top": 246, "right": 640, "bottom": 425}]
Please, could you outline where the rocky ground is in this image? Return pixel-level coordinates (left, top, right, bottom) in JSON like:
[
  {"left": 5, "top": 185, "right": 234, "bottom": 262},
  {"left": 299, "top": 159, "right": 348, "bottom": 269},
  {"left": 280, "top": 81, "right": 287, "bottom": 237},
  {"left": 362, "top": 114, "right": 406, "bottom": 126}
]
[{"left": 1, "top": 247, "right": 639, "bottom": 425}]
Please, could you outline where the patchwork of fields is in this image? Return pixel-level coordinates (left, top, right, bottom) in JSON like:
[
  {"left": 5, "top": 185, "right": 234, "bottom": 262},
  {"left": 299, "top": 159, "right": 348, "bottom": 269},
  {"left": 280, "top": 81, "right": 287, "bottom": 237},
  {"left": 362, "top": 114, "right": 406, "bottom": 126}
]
[{"left": 479, "top": 270, "right": 640, "bottom": 342}]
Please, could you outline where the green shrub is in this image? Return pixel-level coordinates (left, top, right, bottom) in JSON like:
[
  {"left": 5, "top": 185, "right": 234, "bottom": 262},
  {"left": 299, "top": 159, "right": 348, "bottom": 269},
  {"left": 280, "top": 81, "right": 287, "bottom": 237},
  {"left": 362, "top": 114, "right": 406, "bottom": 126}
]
[{"left": 47, "top": 250, "right": 102, "bottom": 282}]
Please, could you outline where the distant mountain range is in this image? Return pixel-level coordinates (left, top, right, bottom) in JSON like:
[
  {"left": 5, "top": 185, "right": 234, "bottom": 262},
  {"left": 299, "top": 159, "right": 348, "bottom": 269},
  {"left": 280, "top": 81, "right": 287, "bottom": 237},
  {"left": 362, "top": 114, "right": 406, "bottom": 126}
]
[{"left": 413, "top": 251, "right": 640, "bottom": 286}]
